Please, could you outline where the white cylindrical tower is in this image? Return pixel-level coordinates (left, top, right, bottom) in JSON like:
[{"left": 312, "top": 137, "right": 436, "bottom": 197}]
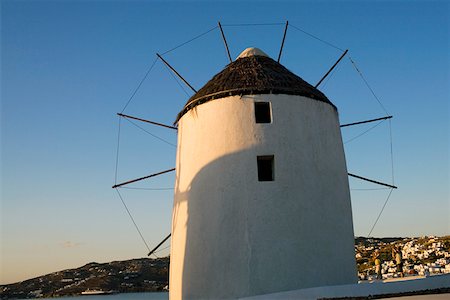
[{"left": 170, "top": 48, "right": 357, "bottom": 299}]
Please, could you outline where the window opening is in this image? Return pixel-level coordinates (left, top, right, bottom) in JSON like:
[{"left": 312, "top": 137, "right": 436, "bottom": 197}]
[
  {"left": 257, "top": 155, "right": 274, "bottom": 181},
  {"left": 254, "top": 102, "right": 272, "bottom": 123}
]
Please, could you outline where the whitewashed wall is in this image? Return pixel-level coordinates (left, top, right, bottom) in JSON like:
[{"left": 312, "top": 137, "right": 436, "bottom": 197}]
[{"left": 170, "top": 94, "right": 357, "bottom": 300}]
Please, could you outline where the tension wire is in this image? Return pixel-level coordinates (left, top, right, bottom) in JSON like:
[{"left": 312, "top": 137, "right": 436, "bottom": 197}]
[
  {"left": 161, "top": 26, "right": 218, "bottom": 55},
  {"left": 351, "top": 188, "right": 390, "bottom": 191},
  {"left": 151, "top": 244, "right": 171, "bottom": 259},
  {"left": 347, "top": 57, "right": 396, "bottom": 186},
  {"left": 367, "top": 188, "right": 395, "bottom": 237},
  {"left": 162, "top": 61, "right": 191, "bottom": 97},
  {"left": 388, "top": 119, "right": 395, "bottom": 185},
  {"left": 121, "top": 57, "right": 159, "bottom": 114},
  {"left": 320, "top": 58, "right": 342, "bottom": 89},
  {"left": 114, "top": 116, "right": 122, "bottom": 185},
  {"left": 348, "top": 56, "right": 390, "bottom": 115},
  {"left": 222, "top": 22, "right": 285, "bottom": 27},
  {"left": 118, "top": 187, "right": 174, "bottom": 191},
  {"left": 123, "top": 117, "right": 177, "bottom": 147},
  {"left": 115, "top": 188, "right": 151, "bottom": 254},
  {"left": 289, "top": 24, "right": 344, "bottom": 52},
  {"left": 344, "top": 120, "right": 386, "bottom": 144}
]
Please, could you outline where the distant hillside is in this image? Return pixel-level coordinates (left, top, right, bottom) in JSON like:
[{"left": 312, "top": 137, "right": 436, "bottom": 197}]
[
  {"left": 0, "top": 257, "right": 168, "bottom": 299},
  {"left": 2, "top": 236, "right": 449, "bottom": 299},
  {"left": 354, "top": 236, "right": 405, "bottom": 246}
]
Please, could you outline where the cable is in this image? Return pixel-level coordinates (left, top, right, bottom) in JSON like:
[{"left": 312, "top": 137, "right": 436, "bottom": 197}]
[
  {"left": 121, "top": 57, "right": 159, "bottom": 113},
  {"left": 367, "top": 188, "right": 394, "bottom": 237},
  {"left": 161, "top": 26, "right": 218, "bottom": 55},
  {"left": 162, "top": 61, "right": 190, "bottom": 97},
  {"left": 114, "top": 116, "right": 122, "bottom": 185},
  {"left": 351, "top": 188, "right": 390, "bottom": 191},
  {"left": 123, "top": 117, "right": 177, "bottom": 147},
  {"left": 320, "top": 57, "right": 343, "bottom": 89},
  {"left": 388, "top": 119, "right": 395, "bottom": 185},
  {"left": 154, "top": 244, "right": 170, "bottom": 254},
  {"left": 348, "top": 56, "right": 390, "bottom": 115},
  {"left": 151, "top": 243, "right": 171, "bottom": 259},
  {"left": 344, "top": 120, "right": 385, "bottom": 144},
  {"left": 119, "top": 187, "right": 174, "bottom": 191},
  {"left": 115, "top": 188, "right": 151, "bottom": 253},
  {"left": 289, "top": 24, "right": 344, "bottom": 52},
  {"left": 150, "top": 244, "right": 171, "bottom": 259},
  {"left": 222, "top": 22, "right": 285, "bottom": 27}
]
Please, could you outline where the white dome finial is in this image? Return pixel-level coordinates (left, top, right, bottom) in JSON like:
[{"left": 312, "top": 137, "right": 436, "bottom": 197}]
[{"left": 237, "top": 47, "right": 268, "bottom": 59}]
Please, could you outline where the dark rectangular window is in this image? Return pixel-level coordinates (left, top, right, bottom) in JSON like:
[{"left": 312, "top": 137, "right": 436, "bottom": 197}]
[
  {"left": 254, "top": 102, "right": 271, "bottom": 123},
  {"left": 257, "top": 155, "right": 274, "bottom": 181}
]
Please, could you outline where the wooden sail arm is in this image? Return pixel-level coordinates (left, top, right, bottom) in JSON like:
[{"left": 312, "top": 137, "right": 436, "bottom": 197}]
[
  {"left": 340, "top": 116, "right": 392, "bottom": 128},
  {"left": 218, "top": 22, "right": 232, "bottom": 63},
  {"left": 277, "top": 21, "right": 289, "bottom": 63},
  {"left": 348, "top": 173, "right": 397, "bottom": 189},
  {"left": 112, "top": 168, "right": 176, "bottom": 189},
  {"left": 156, "top": 53, "right": 197, "bottom": 93},
  {"left": 148, "top": 233, "right": 171, "bottom": 256},
  {"left": 315, "top": 49, "right": 348, "bottom": 88},
  {"left": 117, "top": 113, "right": 177, "bottom": 130}
]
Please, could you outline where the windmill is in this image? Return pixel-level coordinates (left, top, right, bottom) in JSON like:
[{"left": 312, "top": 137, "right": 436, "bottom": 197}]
[{"left": 112, "top": 21, "right": 397, "bottom": 299}]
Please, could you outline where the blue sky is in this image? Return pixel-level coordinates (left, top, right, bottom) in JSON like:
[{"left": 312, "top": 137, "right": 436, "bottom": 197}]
[{"left": 1, "top": 0, "right": 449, "bottom": 284}]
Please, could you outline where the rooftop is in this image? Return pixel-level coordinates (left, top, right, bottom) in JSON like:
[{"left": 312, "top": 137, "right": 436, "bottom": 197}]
[{"left": 175, "top": 47, "right": 335, "bottom": 122}]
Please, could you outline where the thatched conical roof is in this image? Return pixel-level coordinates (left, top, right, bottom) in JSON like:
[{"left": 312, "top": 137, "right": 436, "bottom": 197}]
[{"left": 175, "top": 48, "right": 335, "bottom": 123}]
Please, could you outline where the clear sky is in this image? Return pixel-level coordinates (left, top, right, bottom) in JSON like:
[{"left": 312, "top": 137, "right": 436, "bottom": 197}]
[{"left": 1, "top": 0, "right": 449, "bottom": 285}]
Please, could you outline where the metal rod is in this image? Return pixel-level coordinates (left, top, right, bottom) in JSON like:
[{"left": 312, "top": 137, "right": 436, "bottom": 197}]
[
  {"left": 340, "top": 116, "right": 393, "bottom": 128},
  {"left": 348, "top": 173, "right": 397, "bottom": 189},
  {"left": 148, "top": 233, "right": 171, "bottom": 256},
  {"left": 277, "top": 21, "right": 289, "bottom": 63},
  {"left": 156, "top": 53, "right": 197, "bottom": 93},
  {"left": 112, "top": 168, "right": 176, "bottom": 189},
  {"left": 218, "top": 21, "right": 232, "bottom": 63},
  {"left": 117, "top": 113, "right": 177, "bottom": 130},
  {"left": 315, "top": 49, "right": 348, "bottom": 88}
]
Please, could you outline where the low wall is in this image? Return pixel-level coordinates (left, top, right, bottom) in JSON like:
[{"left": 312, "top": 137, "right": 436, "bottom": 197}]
[{"left": 240, "top": 274, "right": 450, "bottom": 300}]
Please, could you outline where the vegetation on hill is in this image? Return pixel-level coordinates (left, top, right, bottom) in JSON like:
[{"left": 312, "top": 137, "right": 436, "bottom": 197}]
[
  {"left": 2, "top": 236, "right": 449, "bottom": 299},
  {"left": 0, "top": 257, "right": 169, "bottom": 299}
]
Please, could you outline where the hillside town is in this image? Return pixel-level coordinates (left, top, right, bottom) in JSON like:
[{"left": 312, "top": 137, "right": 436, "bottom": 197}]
[
  {"left": 1, "top": 236, "right": 449, "bottom": 299},
  {"left": 355, "top": 236, "right": 450, "bottom": 280}
]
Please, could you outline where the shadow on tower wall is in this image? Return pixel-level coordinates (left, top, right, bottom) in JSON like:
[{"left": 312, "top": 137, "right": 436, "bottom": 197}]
[{"left": 172, "top": 147, "right": 357, "bottom": 299}]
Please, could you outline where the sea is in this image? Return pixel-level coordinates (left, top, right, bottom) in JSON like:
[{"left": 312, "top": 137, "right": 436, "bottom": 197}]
[{"left": 22, "top": 292, "right": 168, "bottom": 300}]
